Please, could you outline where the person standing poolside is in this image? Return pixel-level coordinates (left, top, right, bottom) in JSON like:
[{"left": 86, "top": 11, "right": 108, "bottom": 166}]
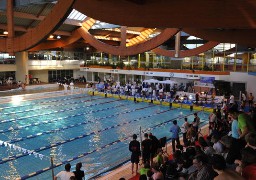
[
  {"left": 192, "top": 113, "right": 200, "bottom": 141},
  {"left": 209, "top": 109, "right": 217, "bottom": 135},
  {"left": 141, "top": 133, "right": 152, "bottom": 164},
  {"left": 73, "top": 162, "right": 84, "bottom": 180},
  {"left": 230, "top": 94, "right": 235, "bottom": 106},
  {"left": 228, "top": 112, "right": 240, "bottom": 140},
  {"left": 181, "top": 117, "right": 189, "bottom": 146},
  {"left": 241, "top": 92, "right": 247, "bottom": 109},
  {"left": 170, "top": 120, "right": 181, "bottom": 153},
  {"left": 70, "top": 81, "right": 74, "bottom": 94},
  {"left": 63, "top": 83, "right": 69, "bottom": 94},
  {"left": 248, "top": 93, "right": 254, "bottom": 109},
  {"left": 129, "top": 134, "right": 141, "bottom": 174},
  {"left": 54, "top": 163, "right": 75, "bottom": 180},
  {"left": 149, "top": 132, "right": 160, "bottom": 164}
]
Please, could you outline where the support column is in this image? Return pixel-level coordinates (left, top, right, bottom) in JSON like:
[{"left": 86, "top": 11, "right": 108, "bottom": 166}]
[
  {"left": 15, "top": 51, "right": 29, "bottom": 84},
  {"left": 234, "top": 44, "right": 237, "bottom": 72},
  {"left": 7, "top": 0, "right": 14, "bottom": 55},
  {"left": 145, "top": 52, "right": 149, "bottom": 68},
  {"left": 138, "top": 54, "right": 141, "bottom": 68},
  {"left": 175, "top": 31, "right": 181, "bottom": 58},
  {"left": 242, "top": 53, "right": 249, "bottom": 72},
  {"left": 222, "top": 43, "right": 225, "bottom": 72},
  {"left": 100, "top": 52, "right": 103, "bottom": 64},
  {"left": 212, "top": 50, "right": 215, "bottom": 71},
  {"left": 117, "top": 74, "right": 120, "bottom": 82},
  {"left": 247, "top": 52, "right": 250, "bottom": 72},
  {"left": 109, "top": 54, "right": 112, "bottom": 64},
  {"left": 202, "top": 55, "right": 205, "bottom": 70},
  {"left": 120, "top": 26, "right": 127, "bottom": 48}
]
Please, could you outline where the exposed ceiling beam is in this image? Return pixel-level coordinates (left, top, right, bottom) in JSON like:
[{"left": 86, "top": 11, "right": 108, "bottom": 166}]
[
  {"left": 0, "top": 11, "right": 44, "bottom": 21},
  {"left": 26, "top": 3, "right": 47, "bottom": 29},
  {"left": 181, "top": 39, "right": 208, "bottom": 44},
  {"left": 0, "top": 23, "right": 71, "bottom": 36},
  {"left": 63, "top": 19, "right": 82, "bottom": 26},
  {"left": 0, "top": 23, "right": 27, "bottom": 32},
  {"left": 74, "top": 0, "right": 256, "bottom": 29},
  {"left": 0, "top": 11, "right": 81, "bottom": 27},
  {"left": 53, "top": 30, "right": 72, "bottom": 36},
  {"left": 126, "top": 0, "right": 146, "bottom": 5}
]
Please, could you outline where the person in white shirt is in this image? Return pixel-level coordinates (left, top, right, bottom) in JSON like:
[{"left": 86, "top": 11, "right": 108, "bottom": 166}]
[
  {"left": 54, "top": 163, "right": 75, "bottom": 180},
  {"left": 181, "top": 117, "right": 190, "bottom": 146},
  {"left": 155, "top": 83, "right": 159, "bottom": 96},
  {"left": 152, "top": 89, "right": 156, "bottom": 100},
  {"left": 148, "top": 86, "right": 153, "bottom": 99},
  {"left": 229, "top": 94, "right": 235, "bottom": 105},
  {"left": 70, "top": 81, "right": 74, "bottom": 94},
  {"left": 159, "top": 88, "right": 164, "bottom": 100},
  {"left": 242, "top": 93, "right": 246, "bottom": 102},
  {"left": 131, "top": 84, "right": 136, "bottom": 96},
  {"left": 211, "top": 135, "right": 224, "bottom": 154},
  {"left": 63, "top": 83, "right": 69, "bottom": 94},
  {"left": 209, "top": 109, "right": 217, "bottom": 134},
  {"left": 241, "top": 93, "right": 247, "bottom": 109}
]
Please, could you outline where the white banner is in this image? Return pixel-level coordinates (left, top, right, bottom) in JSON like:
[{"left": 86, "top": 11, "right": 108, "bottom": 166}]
[{"left": 194, "top": 80, "right": 214, "bottom": 88}]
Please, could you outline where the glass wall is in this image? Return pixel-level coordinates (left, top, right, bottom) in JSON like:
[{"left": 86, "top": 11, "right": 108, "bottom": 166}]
[
  {"left": 0, "top": 53, "right": 15, "bottom": 64},
  {"left": 48, "top": 70, "right": 73, "bottom": 82},
  {"left": 0, "top": 71, "right": 16, "bottom": 83},
  {"left": 28, "top": 51, "right": 85, "bottom": 61}
]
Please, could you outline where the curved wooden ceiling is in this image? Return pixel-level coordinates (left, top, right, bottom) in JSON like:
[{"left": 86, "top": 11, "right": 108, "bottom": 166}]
[
  {"left": 0, "top": 0, "right": 75, "bottom": 53},
  {"left": 72, "top": 0, "right": 256, "bottom": 48},
  {"left": 1, "top": 0, "right": 256, "bottom": 55},
  {"left": 73, "top": 0, "right": 256, "bottom": 29}
]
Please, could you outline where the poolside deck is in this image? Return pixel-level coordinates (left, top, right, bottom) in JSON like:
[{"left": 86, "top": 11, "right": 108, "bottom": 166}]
[{"left": 96, "top": 125, "right": 209, "bottom": 180}]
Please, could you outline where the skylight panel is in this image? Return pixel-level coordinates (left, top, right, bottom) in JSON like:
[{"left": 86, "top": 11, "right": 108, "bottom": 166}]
[
  {"left": 67, "top": 9, "right": 87, "bottom": 21},
  {"left": 214, "top": 43, "right": 236, "bottom": 51},
  {"left": 187, "top": 36, "right": 202, "bottom": 40}
]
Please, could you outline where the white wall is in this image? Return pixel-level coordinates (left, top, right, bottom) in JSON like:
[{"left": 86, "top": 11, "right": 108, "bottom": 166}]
[
  {"left": 73, "top": 70, "right": 88, "bottom": 79},
  {"left": 0, "top": 64, "right": 16, "bottom": 72},
  {"left": 227, "top": 72, "right": 256, "bottom": 96},
  {"left": 30, "top": 70, "right": 48, "bottom": 83}
]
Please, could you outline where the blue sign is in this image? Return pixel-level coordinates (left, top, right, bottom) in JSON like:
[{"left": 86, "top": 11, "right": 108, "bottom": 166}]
[
  {"left": 248, "top": 72, "right": 256, "bottom": 76},
  {"left": 200, "top": 77, "right": 215, "bottom": 83}
]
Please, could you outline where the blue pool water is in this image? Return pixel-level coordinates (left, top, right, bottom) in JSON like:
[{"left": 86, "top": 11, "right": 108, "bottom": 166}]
[{"left": 0, "top": 92, "right": 208, "bottom": 179}]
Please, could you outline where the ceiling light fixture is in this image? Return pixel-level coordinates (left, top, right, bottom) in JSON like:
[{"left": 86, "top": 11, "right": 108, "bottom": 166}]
[
  {"left": 49, "top": 35, "right": 54, "bottom": 39},
  {"left": 3, "top": 31, "right": 8, "bottom": 35},
  {"left": 57, "top": 35, "right": 61, "bottom": 39}
]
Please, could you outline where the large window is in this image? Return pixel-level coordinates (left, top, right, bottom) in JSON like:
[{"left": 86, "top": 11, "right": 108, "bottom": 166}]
[
  {"left": 0, "top": 71, "right": 16, "bottom": 81},
  {"left": 0, "top": 53, "right": 15, "bottom": 64},
  {"left": 48, "top": 70, "right": 73, "bottom": 82}
]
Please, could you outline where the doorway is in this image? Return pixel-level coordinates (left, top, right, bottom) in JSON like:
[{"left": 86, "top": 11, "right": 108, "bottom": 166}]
[{"left": 232, "top": 82, "right": 246, "bottom": 99}]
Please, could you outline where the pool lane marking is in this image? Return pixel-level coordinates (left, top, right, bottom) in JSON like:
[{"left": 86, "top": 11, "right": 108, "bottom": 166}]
[
  {"left": 0, "top": 90, "right": 65, "bottom": 104},
  {"left": 21, "top": 110, "right": 202, "bottom": 180},
  {"left": 20, "top": 108, "right": 196, "bottom": 180},
  {"left": 0, "top": 104, "right": 163, "bottom": 164},
  {"left": 0, "top": 93, "right": 87, "bottom": 110},
  {"left": 15, "top": 110, "right": 205, "bottom": 180},
  {"left": 0, "top": 98, "right": 118, "bottom": 125},
  {"left": 0, "top": 95, "right": 104, "bottom": 118},
  {"left": 0, "top": 99, "right": 122, "bottom": 133},
  {"left": 5, "top": 104, "right": 128, "bottom": 144},
  {"left": 18, "top": 109, "right": 187, "bottom": 180}
]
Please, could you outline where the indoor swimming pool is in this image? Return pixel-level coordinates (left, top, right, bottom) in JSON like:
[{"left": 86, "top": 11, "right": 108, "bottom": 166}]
[{"left": 0, "top": 92, "right": 208, "bottom": 179}]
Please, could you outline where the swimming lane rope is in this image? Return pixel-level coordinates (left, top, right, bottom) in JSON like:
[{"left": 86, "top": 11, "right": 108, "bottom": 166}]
[
  {"left": 0, "top": 104, "right": 156, "bottom": 164},
  {"left": 19, "top": 109, "right": 200, "bottom": 180}
]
